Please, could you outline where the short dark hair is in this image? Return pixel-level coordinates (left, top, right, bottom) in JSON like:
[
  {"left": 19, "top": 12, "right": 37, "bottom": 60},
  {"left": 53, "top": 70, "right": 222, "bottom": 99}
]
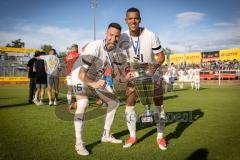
[
  {"left": 50, "top": 48, "right": 57, "bottom": 55},
  {"left": 126, "top": 7, "right": 140, "bottom": 17},
  {"left": 40, "top": 51, "right": 46, "bottom": 56},
  {"left": 71, "top": 44, "right": 78, "bottom": 48},
  {"left": 34, "top": 51, "right": 40, "bottom": 57},
  {"left": 108, "top": 23, "right": 122, "bottom": 31}
]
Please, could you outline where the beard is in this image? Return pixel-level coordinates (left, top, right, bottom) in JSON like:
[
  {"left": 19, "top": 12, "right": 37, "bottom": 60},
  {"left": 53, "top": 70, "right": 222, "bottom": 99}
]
[{"left": 106, "top": 43, "right": 116, "bottom": 51}]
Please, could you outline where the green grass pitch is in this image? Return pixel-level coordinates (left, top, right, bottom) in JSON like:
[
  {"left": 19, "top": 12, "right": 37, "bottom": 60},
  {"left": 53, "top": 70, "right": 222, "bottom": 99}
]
[{"left": 0, "top": 84, "right": 240, "bottom": 160}]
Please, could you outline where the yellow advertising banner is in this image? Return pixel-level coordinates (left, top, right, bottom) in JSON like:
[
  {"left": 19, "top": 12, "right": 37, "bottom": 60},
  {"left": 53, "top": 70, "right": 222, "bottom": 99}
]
[
  {"left": 0, "top": 47, "right": 38, "bottom": 53},
  {"left": 170, "top": 54, "right": 185, "bottom": 64},
  {"left": 220, "top": 48, "right": 240, "bottom": 61},
  {"left": 0, "top": 77, "right": 66, "bottom": 82},
  {"left": 185, "top": 52, "right": 201, "bottom": 64},
  {"left": 0, "top": 77, "right": 29, "bottom": 82}
]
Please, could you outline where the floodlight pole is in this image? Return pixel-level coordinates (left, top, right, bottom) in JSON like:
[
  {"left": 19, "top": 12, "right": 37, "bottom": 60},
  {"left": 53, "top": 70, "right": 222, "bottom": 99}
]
[{"left": 91, "top": 0, "right": 97, "bottom": 40}]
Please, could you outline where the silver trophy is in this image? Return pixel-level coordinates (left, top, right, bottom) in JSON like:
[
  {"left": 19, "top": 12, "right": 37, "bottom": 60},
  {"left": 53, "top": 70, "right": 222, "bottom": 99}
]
[{"left": 132, "top": 63, "right": 158, "bottom": 124}]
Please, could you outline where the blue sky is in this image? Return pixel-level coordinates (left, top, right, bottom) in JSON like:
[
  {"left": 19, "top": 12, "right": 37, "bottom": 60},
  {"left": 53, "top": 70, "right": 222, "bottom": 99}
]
[{"left": 0, "top": 0, "right": 239, "bottom": 53}]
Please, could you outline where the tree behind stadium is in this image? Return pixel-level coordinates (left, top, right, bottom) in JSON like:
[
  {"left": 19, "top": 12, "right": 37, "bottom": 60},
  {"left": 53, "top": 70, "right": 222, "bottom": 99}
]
[
  {"left": 41, "top": 44, "right": 52, "bottom": 53},
  {"left": 6, "top": 39, "right": 25, "bottom": 48}
]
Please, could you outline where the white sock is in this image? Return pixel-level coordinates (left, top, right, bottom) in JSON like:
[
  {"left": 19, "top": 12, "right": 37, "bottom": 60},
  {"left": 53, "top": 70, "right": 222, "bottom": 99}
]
[
  {"left": 103, "top": 100, "right": 119, "bottom": 137},
  {"left": 157, "top": 133, "right": 164, "bottom": 139},
  {"left": 34, "top": 94, "right": 38, "bottom": 100},
  {"left": 74, "top": 98, "right": 88, "bottom": 145},
  {"left": 125, "top": 106, "right": 136, "bottom": 138},
  {"left": 194, "top": 82, "right": 197, "bottom": 89},
  {"left": 191, "top": 82, "right": 194, "bottom": 89},
  {"left": 67, "top": 93, "right": 72, "bottom": 105},
  {"left": 102, "top": 129, "right": 110, "bottom": 138},
  {"left": 155, "top": 105, "right": 165, "bottom": 139}
]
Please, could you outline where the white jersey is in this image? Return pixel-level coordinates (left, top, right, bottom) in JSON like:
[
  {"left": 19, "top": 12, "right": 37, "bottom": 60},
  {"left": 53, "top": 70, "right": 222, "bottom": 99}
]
[
  {"left": 41, "top": 55, "right": 60, "bottom": 76},
  {"left": 71, "top": 40, "right": 117, "bottom": 94},
  {"left": 187, "top": 68, "right": 194, "bottom": 81},
  {"left": 193, "top": 68, "right": 201, "bottom": 83},
  {"left": 119, "top": 28, "right": 163, "bottom": 63},
  {"left": 178, "top": 69, "right": 185, "bottom": 81},
  {"left": 193, "top": 68, "right": 201, "bottom": 77},
  {"left": 167, "top": 66, "right": 176, "bottom": 83},
  {"left": 168, "top": 66, "right": 177, "bottom": 78},
  {"left": 163, "top": 72, "right": 170, "bottom": 84}
]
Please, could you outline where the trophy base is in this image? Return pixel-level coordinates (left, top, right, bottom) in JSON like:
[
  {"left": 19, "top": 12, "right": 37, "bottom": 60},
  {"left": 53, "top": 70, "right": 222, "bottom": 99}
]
[
  {"left": 138, "top": 112, "right": 161, "bottom": 124},
  {"left": 139, "top": 110, "right": 156, "bottom": 124},
  {"left": 140, "top": 115, "right": 154, "bottom": 123}
]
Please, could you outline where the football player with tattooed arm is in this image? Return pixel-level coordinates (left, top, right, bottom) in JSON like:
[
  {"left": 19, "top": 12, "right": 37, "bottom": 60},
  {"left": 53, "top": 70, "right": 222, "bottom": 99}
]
[
  {"left": 119, "top": 7, "right": 167, "bottom": 150},
  {"left": 71, "top": 22, "right": 133, "bottom": 156}
]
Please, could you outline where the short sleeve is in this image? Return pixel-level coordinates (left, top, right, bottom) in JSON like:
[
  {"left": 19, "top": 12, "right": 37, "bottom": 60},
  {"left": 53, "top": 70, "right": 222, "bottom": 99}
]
[
  {"left": 151, "top": 33, "right": 163, "bottom": 54},
  {"left": 80, "top": 41, "right": 101, "bottom": 70}
]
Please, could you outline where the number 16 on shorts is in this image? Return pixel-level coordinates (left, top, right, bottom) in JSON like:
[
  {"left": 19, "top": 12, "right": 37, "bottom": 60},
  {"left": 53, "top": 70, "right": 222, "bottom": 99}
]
[{"left": 73, "top": 83, "right": 84, "bottom": 94}]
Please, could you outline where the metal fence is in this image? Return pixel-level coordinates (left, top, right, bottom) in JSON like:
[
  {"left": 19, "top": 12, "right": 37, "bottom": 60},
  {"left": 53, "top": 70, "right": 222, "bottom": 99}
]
[{"left": 0, "top": 57, "right": 67, "bottom": 77}]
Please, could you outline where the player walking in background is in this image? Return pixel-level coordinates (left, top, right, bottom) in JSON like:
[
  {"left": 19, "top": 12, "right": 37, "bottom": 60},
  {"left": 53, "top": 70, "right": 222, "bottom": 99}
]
[
  {"left": 168, "top": 63, "right": 177, "bottom": 92},
  {"left": 178, "top": 67, "right": 185, "bottom": 89},
  {"left": 193, "top": 65, "right": 201, "bottom": 90},
  {"left": 188, "top": 66, "right": 195, "bottom": 89}
]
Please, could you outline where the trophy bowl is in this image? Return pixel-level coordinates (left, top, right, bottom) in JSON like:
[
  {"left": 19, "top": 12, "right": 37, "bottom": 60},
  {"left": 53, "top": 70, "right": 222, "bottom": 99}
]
[{"left": 133, "top": 75, "right": 157, "bottom": 124}]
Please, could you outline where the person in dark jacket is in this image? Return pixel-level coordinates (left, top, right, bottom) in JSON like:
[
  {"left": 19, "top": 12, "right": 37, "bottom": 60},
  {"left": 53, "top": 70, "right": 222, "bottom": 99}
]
[
  {"left": 27, "top": 51, "right": 40, "bottom": 103},
  {"left": 33, "top": 51, "right": 47, "bottom": 105}
]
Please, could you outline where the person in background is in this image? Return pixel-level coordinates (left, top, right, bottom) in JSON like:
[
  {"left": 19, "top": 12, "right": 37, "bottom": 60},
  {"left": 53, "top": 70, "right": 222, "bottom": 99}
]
[
  {"left": 177, "top": 68, "right": 185, "bottom": 89},
  {"left": 27, "top": 51, "right": 39, "bottom": 103},
  {"left": 168, "top": 63, "right": 177, "bottom": 92},
  {"left": 187, "top": 66, "right": 194, "bottom": 89},
  {"left": 42, "top": 49, "right": 61, "bottom": 106},
  {"left": 33, "top": 52, "right": 47, "bottom": 105},
  {"left": 65, "top": 44, "right": 79, "bottom": 109},
  {"left": 193, "top": 65, "right": 201, "bottom": 90}
]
